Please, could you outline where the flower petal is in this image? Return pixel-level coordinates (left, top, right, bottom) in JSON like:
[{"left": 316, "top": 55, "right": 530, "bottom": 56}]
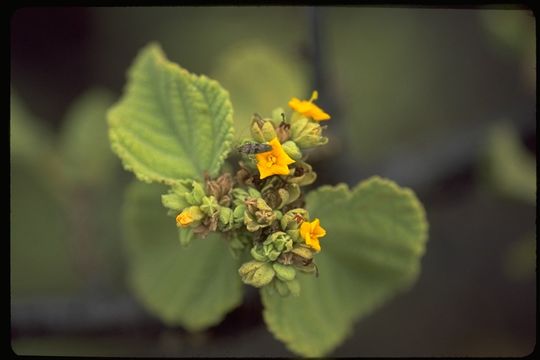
[
  {"left": 288, "top": 91, "right": 331, "bottom": 121},
  {"left": 255, "top": 138, "right": 295, "bottom": 179},
  {"left": 300, "top": 221, "right": 310, "bottom": 240},
  {"left": 268, "top": 137, "right": 295, "bottom": 166},
  {"left": 176, "top": 211, "right": 192, "bottom": 227},
  {"left": 256, "top": 160, "right": 276, "bottom": 179},
  {"left": 309, "top": 107, "right": 331, "bottom": 121},
  {"left": 309, "top": 238, "right": 321, "bottom": 252},
  {"left": 288, "top": 97, "right": 301, "bottom": 107}
]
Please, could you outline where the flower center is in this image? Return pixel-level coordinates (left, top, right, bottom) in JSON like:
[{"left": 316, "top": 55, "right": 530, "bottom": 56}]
[{"left": 266, "top": 154, "right": 277, "bottom": 167}]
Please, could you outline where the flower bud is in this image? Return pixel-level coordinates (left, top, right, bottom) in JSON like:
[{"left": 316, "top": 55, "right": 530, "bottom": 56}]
[
  {"left": 250, "top": 114, "right": 277, "bottom": 143},
  {"left": 248, "top": 187, "right": 262, "bottom": 198},
  {"left": 286, "top": 229, "right": 300, "bottom": 243},
  {"left": 261, "top": 179, "right": 301, "bottom": 210},
  {"left": 200, "top": 195, "right": 220, "bottom": 217},
  {"left": 266, "top": 231, "right": 293, "bottom": 252},
  {"left": 192, "top": 214, "right": 219, "bottom": 238},
  {"left": 233, "top": 204, "right": 246, "bottom": 224},
  {"left": 272, "top": 263, "right": 296, "bottom": 281},
  {"left": 218, "top": 206, "right": 236, "bottom": 231},
  {"left": 295, "top": 262, "right": 318, "bottom": 275},
  {"left": 261, "top": 121, "right": 277, "bottom": 142},
  {"left": 255, "top": 198, "right": 272, "bottom": 216},
  {"left": 281, "top": 140, "right": 302, "bottom": 161},
  {"left": 286, "top": 183, "right": 301, "bottom": 204},
  {"left": 244, "top": 197, "right": 277, "bottom": 232},
  {"left": 250, "top": 246, "right": 269, "bottom": 262},
  {"left": 194, "top": 181, "right": 206, "bottom": 197},
  {"left": 261, "top": 189, "right": 280, "bottom": 209},
  {"left": 235, "top": 166, "right": 252, "bottom": 186},
  {"left": 205, "top": 173, "right": 233, "bottom": 206},
  {"left": 183, "top": 181, "right": 206, "bottom": 205},
  {"left": 235, "top": 161, "right": 259, "bottom": 187},
  {"left": 238, "top": 261, "right": 275, "bottom": 288},
  {"left": 231, "top": 188, "right": 250, "bottom": 206},
  {"left": 176, "top": 212, "right": 192, "bottom": 228},
  {"left": 276, "top": 246, "right": 318, "bottom": 277},
  {"left": 290, "top": 116, "right": 328, "bottom": 148},
  {"left": 291, "top": 245, "right": 314, "bottom": 261},
  {"left": 281, "top": 208, "right": 309, "bottom": 232},
  {"left": 276, "top": 122, "right": 291, "bottom": 143},
  {"left": 287, "top": 161, "right": 317, "bottom": 186},
  {"left": 251, "top": 121, "right": 265, "bottom": 143},
  {"left": 277, "top": 188, "right": 290, "bottom": 209},
  {"left": 176, "top": 206, "right": 204, "bottom": 228},
  {"left": 290, "top": 116, "right": 309, "bottom": 138},
  {"left": 250, "top": 231, "right": 293, "bottom": 262}
]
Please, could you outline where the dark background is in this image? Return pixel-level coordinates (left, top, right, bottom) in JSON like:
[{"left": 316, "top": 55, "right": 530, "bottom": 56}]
[{"left": 11, "top": 6, "right": 536, "bottom": 356}]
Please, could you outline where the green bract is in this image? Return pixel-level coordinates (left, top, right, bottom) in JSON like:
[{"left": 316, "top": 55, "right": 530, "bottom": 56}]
[{"left": 108, "top": 42, "right": 429, "bottom": 358}]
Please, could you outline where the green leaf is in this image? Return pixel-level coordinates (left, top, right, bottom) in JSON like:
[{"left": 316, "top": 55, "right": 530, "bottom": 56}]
[
  {"left": 123, "top": 181, "right": 243, "bottom": 331},
  {"left": 108, "top": 43, "right": 234, "bottom": 184},
  {"left": 60, "top": 88, "right": 119, "bottom": 187},
  {"left": 261, "top": 176, "right": 428, "bottom": 357},
  {"left": 483, "top": 122, "right": 536, "bottom": 205}
]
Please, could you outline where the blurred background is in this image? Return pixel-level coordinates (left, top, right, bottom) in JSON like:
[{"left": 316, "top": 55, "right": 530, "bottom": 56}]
[{"left": 10, "top": 6, "right": 535, "bottom": 356}]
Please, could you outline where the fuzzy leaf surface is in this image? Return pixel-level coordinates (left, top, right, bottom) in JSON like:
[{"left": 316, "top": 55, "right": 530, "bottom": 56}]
[
  {"left": 108, "top": 43, "right": 234, "bottom": 184},
  {"left": 261, "top": 176, "right": 428, "bottom": 357}
]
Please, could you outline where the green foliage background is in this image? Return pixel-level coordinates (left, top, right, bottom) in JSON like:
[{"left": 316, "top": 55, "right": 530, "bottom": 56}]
[{"left": 11, "top": 6, "right": 535, "bottom": 358}]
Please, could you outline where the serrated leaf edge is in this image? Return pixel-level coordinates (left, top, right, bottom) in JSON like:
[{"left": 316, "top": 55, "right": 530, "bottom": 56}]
[{"left": 107, "top": 43, "right": 234, "bottom": 185}]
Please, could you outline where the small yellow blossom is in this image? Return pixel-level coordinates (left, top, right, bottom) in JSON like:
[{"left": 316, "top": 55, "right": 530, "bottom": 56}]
[
  {"left": 176, "top": 210, "right": 193, "bottom": 228},
  {"left": 288, "top": 90, "right": 330, "bottom": 121},
  {"left": 300, "top": 218, "right": 326, "bottom": 252},
  {"left": 256, "top": 137, "right": 295, "bottom": 179}
]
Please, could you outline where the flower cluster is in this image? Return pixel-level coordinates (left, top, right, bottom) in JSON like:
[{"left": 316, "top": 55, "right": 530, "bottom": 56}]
[{"left": 162, "top": 91, "right": 329, "bottom": 296}]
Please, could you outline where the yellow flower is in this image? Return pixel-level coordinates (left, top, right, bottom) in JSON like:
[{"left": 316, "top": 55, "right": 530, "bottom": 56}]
[
  {"left": 176, "top": 210, "right": 193, "bottom": 228},
  {"left": 255, "top": 137, "right": 295, "bottom": 179},
  {"left": 300, "top": 218, "right": 326, "bottom": 252},
  {"left": 288, "top": 90, "right": 330, "bottom": 121}
]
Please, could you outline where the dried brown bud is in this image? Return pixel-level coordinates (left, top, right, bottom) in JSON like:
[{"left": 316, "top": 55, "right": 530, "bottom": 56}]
[
  {"left": 276, "top": 121, "right": 291, "bottom": 143},
  {"left": 205, "top": 173, "right": 234, "bottom": 207},
  {"left": 192, "top": 213, "right": 219, "bottom": 238}
]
